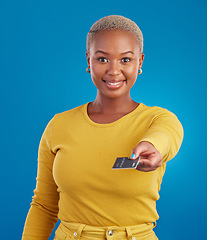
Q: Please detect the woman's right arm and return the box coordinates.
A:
[22,117,59,240]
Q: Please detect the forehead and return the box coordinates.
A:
[90,30,140,54]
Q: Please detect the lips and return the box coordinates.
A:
[102,79,126,89]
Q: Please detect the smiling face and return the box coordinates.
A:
[86,30,144,100]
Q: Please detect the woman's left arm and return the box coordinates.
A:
[131,110,184,172]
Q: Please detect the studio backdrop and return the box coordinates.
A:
[0,0,206,239]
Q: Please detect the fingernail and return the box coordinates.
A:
[131,153,136,159]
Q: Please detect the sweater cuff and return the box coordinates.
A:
[138,132,169,160]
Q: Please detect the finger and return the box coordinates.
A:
[137,158,162,172]
[131,142,155,159]
[130,146,148,159]
[130,153,137,159]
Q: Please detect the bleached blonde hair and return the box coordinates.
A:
[86,15,143,53]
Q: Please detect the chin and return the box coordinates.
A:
[101,90,130,100]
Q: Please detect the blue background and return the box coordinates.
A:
[1,0,206,239]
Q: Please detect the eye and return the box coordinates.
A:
[121,57,131,63]
[97,57,108,63]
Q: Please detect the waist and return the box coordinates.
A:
[55,221,158,240]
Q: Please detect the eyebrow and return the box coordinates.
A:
[121,51,134,55]
[95,50,109,55]
[95,50,134,55]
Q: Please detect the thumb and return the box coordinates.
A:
[130,141,152,159]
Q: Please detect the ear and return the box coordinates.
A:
[138,53,144,69]
[86,51,90,67]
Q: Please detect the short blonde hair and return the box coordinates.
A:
[86,15,143,53]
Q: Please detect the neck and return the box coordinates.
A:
[91,92,138,114]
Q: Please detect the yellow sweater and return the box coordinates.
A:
[22,103,183,239]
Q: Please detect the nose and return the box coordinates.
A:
[106,61,121,75]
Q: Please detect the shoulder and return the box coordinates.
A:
[138,103,176,119]
[53,103,87,122]
[139,103,183,133]
[136,103,183,130]
[44,103,87,133]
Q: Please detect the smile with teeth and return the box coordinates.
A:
[107,82,122,86]
[103,79,126,88]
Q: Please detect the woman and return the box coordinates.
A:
[22,15,183,240]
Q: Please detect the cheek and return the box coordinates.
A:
[90,65,104,88]
[125,64,139,79]
[91,66,102,77]
[91,59,101,74]
[91,62,106,81]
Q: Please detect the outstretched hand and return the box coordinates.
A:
[131,141,163,172]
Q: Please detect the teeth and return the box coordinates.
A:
[107,82,122,86]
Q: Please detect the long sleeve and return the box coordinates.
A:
[138,109,184,162]
[22,118,59,240]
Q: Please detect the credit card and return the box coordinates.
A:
[112,157,139,169]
